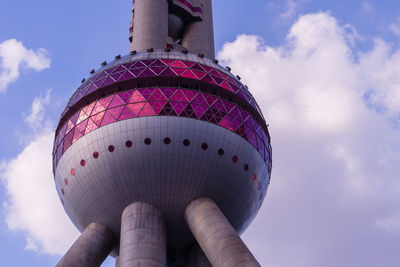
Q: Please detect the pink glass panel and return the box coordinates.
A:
[91,111,105,126]
[149,89,167,101]
[99,95,114,109]
[170,60,187,68]
[160,59,175,66]
[85,118,98,134]
[181,89,198,102]
[170,67,186,76]
[120,71,135,81]
[191,70,206,80]
[150,66,167,75]
[138,68,155,77]
[219,116,234,131]
[201,74,217,85]
[138,103,156,117]
[108,95,125,108]
[111,65,126,74]
[132,61,146,68]
[210,69,222,78]
[181,70,197,79]
[170,101,188,115]
[109,106,124,120]
[149,59,166,67]
[182,61,195,68]
[159,67,177,77]
[138,88,155,100]
[100,111,117,126]
[212,76,224,85]
[141,59,156,66]
[129,91,146,103]
[204,94,218,106]
[190,64,206,72]
[102,76,115,87]
[222,100,235,113]
[129,68,145,77]
[170,90,188,102]
[149,101,167,114]
[191,93,208,106]
[159,88,176,99]
[119,106,137,120]
[126,102,145,116]
[191,104,208,118]
[118,91,133,103]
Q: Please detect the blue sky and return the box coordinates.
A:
[1,0,400,266]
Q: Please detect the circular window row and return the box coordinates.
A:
[75,137,252,172]
[65,138,263,194]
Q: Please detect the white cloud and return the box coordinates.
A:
[219,12,400,267]
[24,90,51,131]
[0,39,50,92]
[390,17,400,36]
[280,0,305,19]
[0,95,79,255]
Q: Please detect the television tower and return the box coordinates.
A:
[54,0,272,266]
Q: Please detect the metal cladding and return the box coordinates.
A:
[129,0,215,58]
[54,0,272,265]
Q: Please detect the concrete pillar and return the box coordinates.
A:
[185,198,260,267]
[186,244,212,267]
[182,0,215,58]
[56,222,116,267]
[115,256,120,267]
[119,202,167,267]
[130,0,169,52]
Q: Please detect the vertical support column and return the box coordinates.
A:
[115,256,120,267]
[185,198,260,267]
[56,223,116,267]
[119,202,167,267]
[130,0,169,52]
[182,0,215,58]
[186,244,212,267]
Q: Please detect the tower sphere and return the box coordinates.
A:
[54,0,272,264]
[53,50,272,255]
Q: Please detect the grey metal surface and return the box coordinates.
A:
[55,116,269,255]
[130,0,168,53]
[185,198,260,267]
[182,0,215,59]
[56,222,116,267]
[119,202,167,267]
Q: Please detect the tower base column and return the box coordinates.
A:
[185,198,260,267]
[56,222,116,267]
[119,202,167,267]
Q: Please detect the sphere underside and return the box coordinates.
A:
[55,117,268,253]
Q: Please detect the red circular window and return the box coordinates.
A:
[252,173,257,180]
[232,156,238,163]
[201,143,208,150]
[125,141,133,148]
[144,138,152,145]
[164,137,171,144]
[80,160,86,167]
[108,145,115,152]
[218,148,224,156]
[244,164,249,171]
[183,139,190,146]
[71,168,75,176]
[61,188,65,195]
[93,151,99,159]
[64,178,69,185]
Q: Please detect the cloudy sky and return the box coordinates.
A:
[1,0,400,266]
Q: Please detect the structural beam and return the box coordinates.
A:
[119,202,167,267]
[56,222,116,267]
[185,198,261,267]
